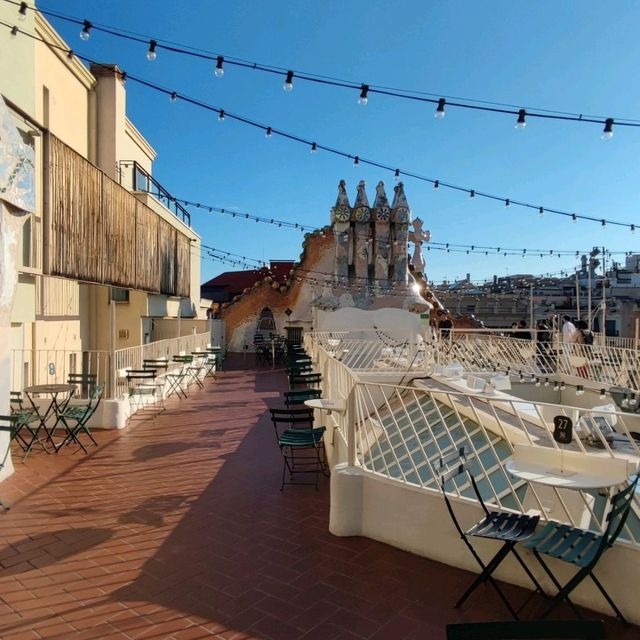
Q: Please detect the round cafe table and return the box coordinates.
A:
[23,384,76,457]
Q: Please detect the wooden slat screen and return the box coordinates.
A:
[47,135,191,296]
[102,178,136,288]
[158,218,177,296]
[176,233,191,298]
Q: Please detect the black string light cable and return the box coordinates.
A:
[7,0,640,132]
[3,20,639,232]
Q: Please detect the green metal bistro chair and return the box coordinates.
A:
[524,474,640,623]
[56,383,104,452]
[126,369,164,416]
[289,372,322,390]
[269,407,326,491]
[67,373,97,399]
[284,388,322,407]
[166,356,192,399]
[9,392,40,453]
[446,620,607,640]
[437,447,544,620]
[0,415,18,510]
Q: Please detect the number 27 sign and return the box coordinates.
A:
[553,415,573,445]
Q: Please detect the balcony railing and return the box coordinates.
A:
[10,332,211,401]
[307,331,640,550]
[117,160,190,226]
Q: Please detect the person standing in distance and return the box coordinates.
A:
[562,315,577,343]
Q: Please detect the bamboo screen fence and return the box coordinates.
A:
[47,135,190,297]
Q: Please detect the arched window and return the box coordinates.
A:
[257,308,276,333]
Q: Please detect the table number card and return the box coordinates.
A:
[553,415,573,445]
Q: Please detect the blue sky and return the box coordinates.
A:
[37,0,640,284]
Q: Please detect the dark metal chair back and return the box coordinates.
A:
[446,620,607,640]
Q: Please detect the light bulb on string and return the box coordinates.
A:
[516,109,526,129]
[215,55,224,77]
[572,213,577,223]
[631,225,636,234]
[18,2,27,21]
[353,156,360,167]
[469,190,475,198]
[80,19,92,41]
[435,98,446,119]
[358,84,369,105]
[394,169,400,181]
[147,40,158,61]
[218,109,225,122]
[602,118,614,140]
[170,92,177,103]
[505,199,510,207]
[310,142,317,154]
[539,207,544,217]
[433,180,439,190]
[10,25,18,38]
[284,70,294,92]
[265,127,273,139]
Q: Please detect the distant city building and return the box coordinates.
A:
[433,252,640,337]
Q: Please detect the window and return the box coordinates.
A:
[111,288,130,303]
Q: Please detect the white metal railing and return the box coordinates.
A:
[113,331,211,398]
[310,334,640,549]
[309,330,432,373]
[438,330,640,392]
[10,349,112,395]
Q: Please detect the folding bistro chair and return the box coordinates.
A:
[166,356,191,399]
[9,392,40,453]
[437,447,544,619]
[67,373,97,399]
[186,353,206,389]
[56,383,104,452]
[289,372,322,390]
[524,473,640,623]
[126,369,163,416]
[446,620,606,640]
[284,388,322,407]
[0,415,18,510]
[269,407,326,490]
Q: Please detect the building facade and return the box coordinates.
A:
[0,2,201,394]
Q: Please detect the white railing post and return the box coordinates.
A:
[347,385,357,467]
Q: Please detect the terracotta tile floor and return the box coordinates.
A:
[0,356,637,639]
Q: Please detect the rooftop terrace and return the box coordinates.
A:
[0,357,637,639]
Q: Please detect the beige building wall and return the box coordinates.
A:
[0,1,35,114]
[34,15,93,156]
[5,8,202,398]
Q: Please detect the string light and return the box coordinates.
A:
[146,39,157,61]
[469,190,475,198]
[435,98,446,119]
[10,24,17,36]
[602,118,614,140]
[358,84,369,105]
[4,19,639,233]
[218,109,225,122]
[265,126,273,138]
[505,199,510,208]
[433,180,439,190]
[170,91,177,102]
[310,142,317,154]
[394,169,400,181]
[79,19,92,41]
[284,70,294,92]
[516,109,526,130]
[11,0,640,137]
[353,155,360,166]
[17,0,26,20]
[215,55,224,77]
